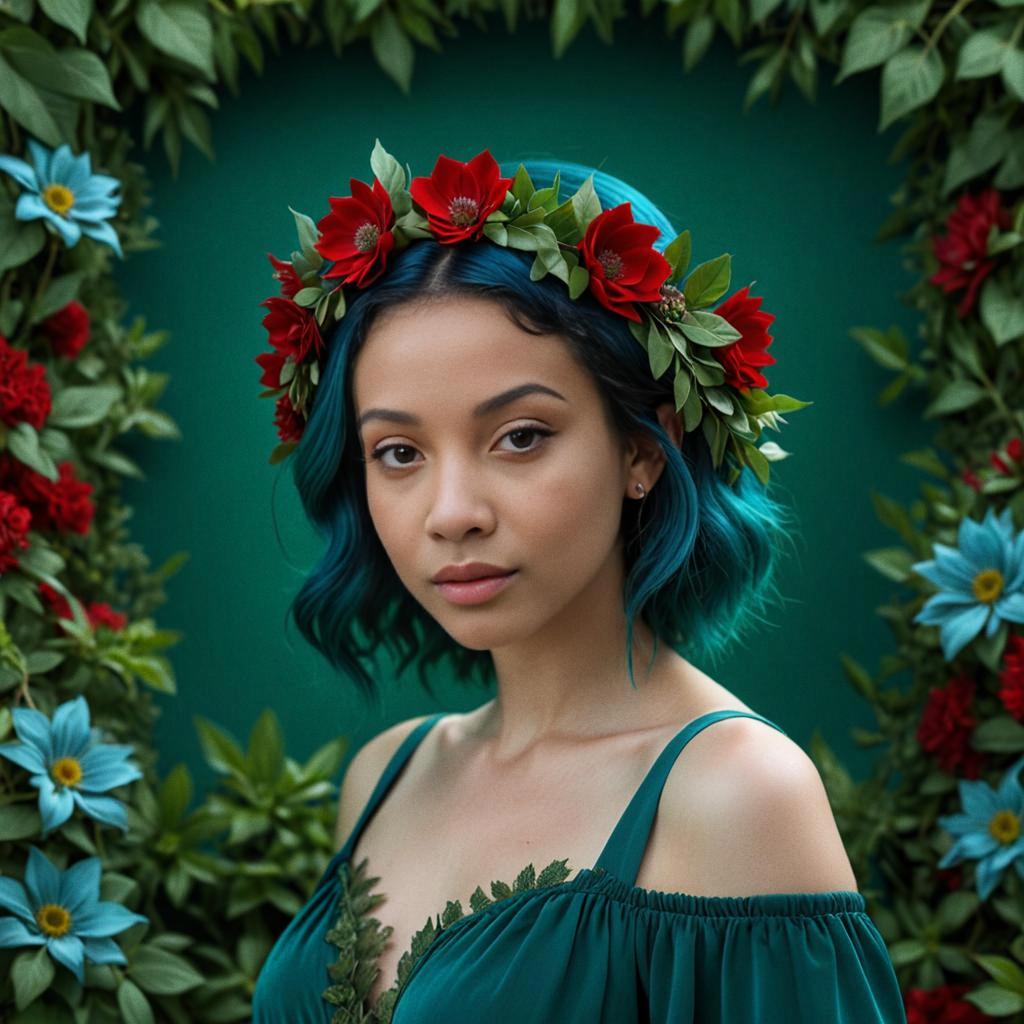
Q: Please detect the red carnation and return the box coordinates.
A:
[904,982,988,1023]
[929,187,1012,319]
[274,392,305,443]
[41,300,90,359]
[577,203,673,324]
[317,177,396,288]
[998,634,1024,720]
[259,296,324,365]
[711,285,777,392]
[0,489,32,574]
[409,150,514,245]
[0,334,52,430]
[267,253,304,299]
[916,673,986,779]
[14,460,94,536]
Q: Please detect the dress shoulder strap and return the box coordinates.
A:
[592,709,788,886]
[337,711,448,861]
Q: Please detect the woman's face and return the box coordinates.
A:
[351,293,643,651]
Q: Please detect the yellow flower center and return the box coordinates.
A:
[990,809,1020,844]
[35,903,72,937]
[50,756,83,787]
[448,195,479,227]
[973,568,1003,603]
[42,183,75,216]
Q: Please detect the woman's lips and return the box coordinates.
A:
[434,571,518,606]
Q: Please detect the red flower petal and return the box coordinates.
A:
[316,177,396,288]
[711,285,777,392]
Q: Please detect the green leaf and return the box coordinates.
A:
[136,0,215,82]
[0,51,64,147]
[12,946,54,1011]
[923,378,987,416]
[48,386,121,429]
[684,14,715,71]
[0,804,42,841]
[370,138,407,194]
[663,229,691,282]
[34,270,85,322]
[682,254,731,308]
[569,175,601,233]
[863,546,916,581]
[966,984,1024,1015]
[15,46,119,109]
[370,9,414,93]
[127,946,204,996]
[193,716,247,775]
[0,185,45,273]
[836,0,931,81]
[7,422,58,480]
[117,978,155,1024]
[552,0,585,57]
[288,206,319,252]
[971,715,1024,752]
[849,324,909,369]
[956,24,1016,79]
[943,109,1012,194]
[879,45,945,131]
[247,709,285,784]
[158,763,193,825]
[980,271,1024,346]
[39,0,93,44]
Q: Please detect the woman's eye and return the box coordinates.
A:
[368,427,554,471]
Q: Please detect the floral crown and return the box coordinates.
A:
[256,140,810,486]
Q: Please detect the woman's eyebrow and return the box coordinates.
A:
[356,382,567,430]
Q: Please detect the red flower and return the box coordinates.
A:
[316,177,396,288]
[917,674,986,779]
[267,253,303,300]
[87,602,127,631]
[11,459,94,536]
[41,300,90,359]
[274,392,305,443]
[37,581,126,631]
[999,634,1024,720]
[904,982,988,1023]
[929,187,1012,319]
[961,466,982,492]
[576,203,672,323]
[0,489,32,574]
[409,150,514,245]
[0,334,52,430]
[711,285,777,392]
[1008,437,1024,461]
[255,348,288,390]
[259,296,324,365]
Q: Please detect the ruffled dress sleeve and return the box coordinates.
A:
[639,889,907,1023]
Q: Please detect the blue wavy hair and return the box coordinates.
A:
[283,155,799,711]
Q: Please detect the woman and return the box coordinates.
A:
[252,144,906,1022]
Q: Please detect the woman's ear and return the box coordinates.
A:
[655,402,685,449]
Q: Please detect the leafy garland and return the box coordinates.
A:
[322,855,575,1022]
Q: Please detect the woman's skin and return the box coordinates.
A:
[353,292,696,761]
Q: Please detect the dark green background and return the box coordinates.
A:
[111,11,929,803]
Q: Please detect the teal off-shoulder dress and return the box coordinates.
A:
[252,709,908,1022]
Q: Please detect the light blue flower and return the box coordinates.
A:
[0,695,142,836]
[0,846,147,984]
[911,506,1024,661]
[937,754,1024,900]
[0,138,123,257]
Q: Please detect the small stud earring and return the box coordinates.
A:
[634,483,645,498]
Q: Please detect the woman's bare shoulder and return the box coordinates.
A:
[332,714,436,849]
